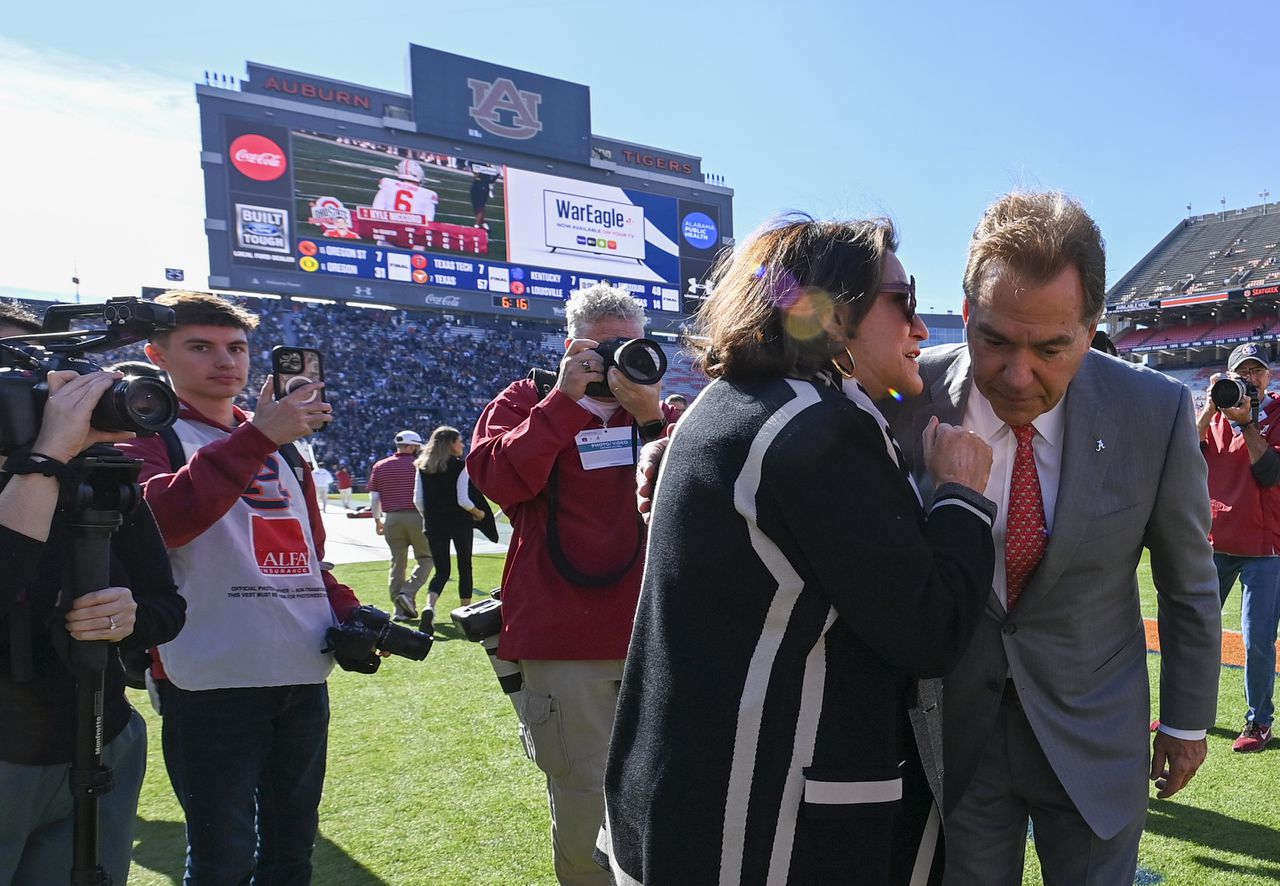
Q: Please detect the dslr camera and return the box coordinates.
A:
[323,605,433,673]
[584,337,668,398]
[1211,375,1261,416]
[0,298,180,453]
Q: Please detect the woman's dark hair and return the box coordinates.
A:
[688,214,898,380]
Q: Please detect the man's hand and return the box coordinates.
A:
[1150,732,1207,799]
[636,438,670,524]
[31,370,135,461]
[65,586,136,642]
[556,338,604,401]
[373,517,385,536]
[608,369,663,424]
[251,376,332,445]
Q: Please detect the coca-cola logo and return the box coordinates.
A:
[229,134,287,182]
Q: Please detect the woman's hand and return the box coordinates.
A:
[923,416,992,493]
[30,370,135,461]
[65,586,137,642]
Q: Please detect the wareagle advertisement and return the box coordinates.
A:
[505,167,679,285]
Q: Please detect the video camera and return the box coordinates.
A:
[0,298,180,453]
[323,605,433,673]
[584,337,668,398]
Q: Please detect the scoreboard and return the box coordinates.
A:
[199,51,732,324]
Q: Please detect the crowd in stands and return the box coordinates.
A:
[7,295,705,483]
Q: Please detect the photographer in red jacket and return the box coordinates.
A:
[468,284,672,886]
[1199,341,1280,753]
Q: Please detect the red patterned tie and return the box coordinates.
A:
[1005,424,1046,609]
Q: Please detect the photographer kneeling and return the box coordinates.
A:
[0,305,185,885]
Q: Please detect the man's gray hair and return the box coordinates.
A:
[565,283,647,338]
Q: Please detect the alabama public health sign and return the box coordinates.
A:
[229,134,288,182]
[682,212,717,250]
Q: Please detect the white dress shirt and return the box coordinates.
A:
[962,388,1065,613]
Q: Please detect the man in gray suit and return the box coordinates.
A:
[885,191,1222,884]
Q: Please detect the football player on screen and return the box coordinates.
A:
[372,158,439,222]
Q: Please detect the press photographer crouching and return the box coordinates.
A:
[0,301,185,885]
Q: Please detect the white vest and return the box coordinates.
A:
[157,418,336,690]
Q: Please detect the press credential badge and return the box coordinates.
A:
[576,427,634,470]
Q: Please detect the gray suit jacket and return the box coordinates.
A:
[884,345,1222,840]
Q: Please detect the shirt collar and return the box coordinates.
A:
[967,385,1067,448]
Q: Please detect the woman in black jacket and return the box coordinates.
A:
[0,318,185,886]
[413,426,489,634]
[602,217,996,885]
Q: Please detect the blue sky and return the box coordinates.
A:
[2,0,1277,317]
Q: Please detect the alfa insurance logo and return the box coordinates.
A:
[229,134,288,182]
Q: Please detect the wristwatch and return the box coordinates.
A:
[637,419,666,444]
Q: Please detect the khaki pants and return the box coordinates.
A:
[382,510,432,610]
[518,659,624,886]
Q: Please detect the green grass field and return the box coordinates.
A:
[124,553,1280,885]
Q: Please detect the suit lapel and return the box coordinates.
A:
[1023,355,1117,602]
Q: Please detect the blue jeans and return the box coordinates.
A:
[0,709,146,886]
[1214,552,1280,726]
[160,682,330,886]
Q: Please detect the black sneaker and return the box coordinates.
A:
[420,609,434,636]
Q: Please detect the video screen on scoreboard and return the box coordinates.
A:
[220,118,694,312]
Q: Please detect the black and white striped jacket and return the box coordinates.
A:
[602,374,995,885]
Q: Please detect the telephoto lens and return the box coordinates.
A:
[1210,377,1253,411]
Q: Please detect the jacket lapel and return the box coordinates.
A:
[1022,355,1116,603]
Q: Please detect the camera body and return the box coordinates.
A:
[0,298,179,453]
[1211,376,1261,415]
[451,592,523,697]
[584,336,668,398]
[323,605,432,673]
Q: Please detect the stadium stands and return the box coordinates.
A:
[4,295,708,481]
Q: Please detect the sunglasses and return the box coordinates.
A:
[878,275,917,323]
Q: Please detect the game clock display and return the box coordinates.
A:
[492,295,531,311]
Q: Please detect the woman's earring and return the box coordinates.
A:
[831,347,857,379]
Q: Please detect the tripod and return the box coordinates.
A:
[57,445,143,886]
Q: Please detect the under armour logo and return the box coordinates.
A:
[467,77,543,140]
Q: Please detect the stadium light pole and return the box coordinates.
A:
[1221,197,1227,220]
[1261,190,1270,215]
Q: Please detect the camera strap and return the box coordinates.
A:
[1,447,73,479]
[525,368,647,587]
[545,463,645,588]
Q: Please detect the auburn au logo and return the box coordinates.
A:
[467,77,543,140]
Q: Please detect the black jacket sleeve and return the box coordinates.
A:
[110,502,185,650]
[766,403,996,678]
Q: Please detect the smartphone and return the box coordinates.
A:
[271,346,325,404]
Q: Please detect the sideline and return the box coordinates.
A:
[316,504,512,565]
[1144,617,1279,671]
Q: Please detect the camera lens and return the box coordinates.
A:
[1211,377,1248,410]
[93,376,180,433]
[377,621,433,660]
[615,338,668,386]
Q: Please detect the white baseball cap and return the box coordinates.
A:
[394,430,423,446]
